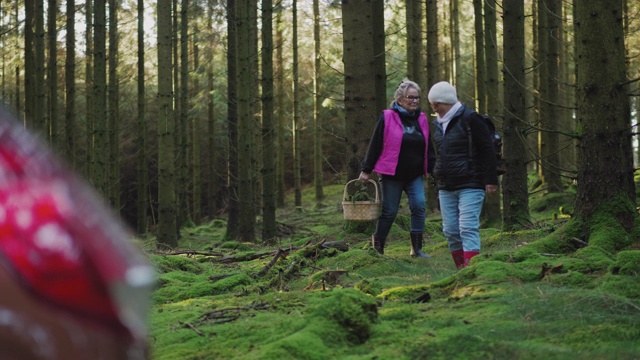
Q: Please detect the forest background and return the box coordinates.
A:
[2,0,640,246]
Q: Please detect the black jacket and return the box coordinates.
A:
[432,105,498,190]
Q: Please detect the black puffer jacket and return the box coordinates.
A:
[432,105,498,190]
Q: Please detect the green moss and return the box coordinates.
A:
[147,182,640,359]
[512,246,542,262]
[586,197,638,251]
[547,271,593,287]
[257,328,332,360]
[310,288,378,344]
[219,241,253,251]
[354,278,383,296]
[570,246,614,273]
[153,272,253,304]
[610,250,640,276]
[409,334,520,360]
[530,191,576,215]
[485,250,514,263]
[599,274,640,299]
[378,284,432,301]
[152,255,206,274]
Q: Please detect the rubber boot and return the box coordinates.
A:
[372,234,385,255]
[410,232,431,258]
[463,250,480,267]
[451,250,465,269]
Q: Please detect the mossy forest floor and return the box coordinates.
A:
[145,181,640,360]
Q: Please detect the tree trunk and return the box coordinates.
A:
[85,0,94,180]
[157,0,178,248]
[372,1,386,114]
[502,0,531,230]
[47,0,58,149]
[192,28,202,223]
[538,0,562,192]
[275,5,286,208]
[292,0,302,209]
[108,0,121,210]
[136,0,148,235]
[342,0,379,181]
[65,0,77,169]
[94,0,108,196]
[237,0,257,241]
[426,0,439,84]
[178,0,191,227]
[574,1,635,230]
[35,1,45,136]
[473,0,485,114]
[206,1,217,219]
[483,0,502,227]
[225,0,240,240]
[262,0,277,242]
[406,0,422,81]
[451,0,461,87]
[313,0,324,207]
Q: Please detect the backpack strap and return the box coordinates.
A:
[463,110,474,161]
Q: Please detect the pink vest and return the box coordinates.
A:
[373,110,430,176]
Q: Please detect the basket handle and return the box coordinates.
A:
[343,179,380,203]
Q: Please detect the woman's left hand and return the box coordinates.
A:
[486,184,498,195]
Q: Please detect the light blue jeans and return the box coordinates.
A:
[374,176,426,240]
[438,188,485,252]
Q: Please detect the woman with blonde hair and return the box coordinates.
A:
[359,79,435,257]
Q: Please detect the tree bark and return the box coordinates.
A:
[65,0,77,169]
[483,0,502,227]
[502,0,531,230]
[157,0,178,248]
[574,1,635,229]
[237,0,257,241]
[275,5,286,208]
[225,0,240,240]
[108,0,121,210]
[136,0,148,235]
[538,0,563,192]
[47,0,58,149]
[94,0,108,196]
[262,0,277,242]
[342,0,378,181]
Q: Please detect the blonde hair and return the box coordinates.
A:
[390,79,421,108]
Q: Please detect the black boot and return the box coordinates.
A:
[372,234,385,255]
[410,232,431,258]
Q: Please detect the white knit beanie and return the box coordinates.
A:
[428,81,458,104]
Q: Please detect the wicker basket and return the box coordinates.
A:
[342,179,381,221]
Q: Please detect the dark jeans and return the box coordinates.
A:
[374,175,426,241]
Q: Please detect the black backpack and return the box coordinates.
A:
[465,113,507,176]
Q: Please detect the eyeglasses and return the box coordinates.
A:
[430,102,440,108]
[404,95,420,101]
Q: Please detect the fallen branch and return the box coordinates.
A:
[253,249,283,278]
[149,249,225,257]
[180,322,204,337]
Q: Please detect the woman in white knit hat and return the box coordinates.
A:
[428,81,498,269]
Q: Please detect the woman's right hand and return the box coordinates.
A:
[358,171,370,182]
